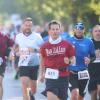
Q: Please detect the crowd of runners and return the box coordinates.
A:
[0,16,100,100]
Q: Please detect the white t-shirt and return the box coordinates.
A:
[15,32,44,67]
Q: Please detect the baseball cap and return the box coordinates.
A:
[74,22,85,30]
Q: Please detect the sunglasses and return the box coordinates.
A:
[75,26,85,30]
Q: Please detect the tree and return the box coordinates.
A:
[0,0,100,28]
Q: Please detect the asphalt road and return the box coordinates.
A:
[3,67,91,100]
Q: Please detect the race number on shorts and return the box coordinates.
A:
[45,68,59,79]
[78,70,90,80]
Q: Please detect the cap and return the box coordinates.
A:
[74,22,85,30]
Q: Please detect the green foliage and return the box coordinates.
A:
[90,0,100,22]
[0,0,100,26]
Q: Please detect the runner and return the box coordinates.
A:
[88,25,100,100]
[12,17,44,100]
[39,20,76,100]
[68,22,95,100]
[0,32,14,100]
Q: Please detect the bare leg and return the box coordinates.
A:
[0,76,3,100]
[89,90,97,100]
[29,80,37,100]
[29,80,37,94]
[78,95,83,100]
[70,88,79,100]
[97,85,100,100]
[20,76,30,100]
[47,91,60,100]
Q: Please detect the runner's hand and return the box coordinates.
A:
[64,57,69,64]
[38,74,45,83]
[84,57,90,65]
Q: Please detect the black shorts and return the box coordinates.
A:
[42,77,68,100]
[0,63,6,77]
[88,63,100,92]
[19,66,39,80]
[69,72,89,97]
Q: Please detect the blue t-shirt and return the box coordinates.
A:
[67,36,95,71]
[43,32,70,42]
[60,32,70,40]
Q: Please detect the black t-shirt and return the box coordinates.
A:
[88,39,100,73]
[89,39,100,67]
[92,39,100,50]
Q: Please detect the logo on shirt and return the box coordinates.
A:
[45,46,66,56]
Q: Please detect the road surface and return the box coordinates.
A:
[3,67,91,100]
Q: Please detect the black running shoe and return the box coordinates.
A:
[29,91,35,100]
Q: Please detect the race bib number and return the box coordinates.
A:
[45,68,59,79]
[0,57,3,66]
[78,70,90,80]
[20,48,30,55]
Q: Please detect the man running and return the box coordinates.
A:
[68,22,95,100]
[0,32,14,100]
[39,20,76,100]
[13,17,44,100]
[88,25,100,100]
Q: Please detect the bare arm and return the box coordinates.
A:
[9,44,19,60]
[39,54,45,82]
[69,56,76,65]
[64,56,76,65]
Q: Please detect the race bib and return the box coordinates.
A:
[0,57,3,66]
[78,70,90,80]
[45,68,59,79]
[20,48,30,55]
[18,55,31,66]
[93,59,100,63]
[18,48,31,66]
